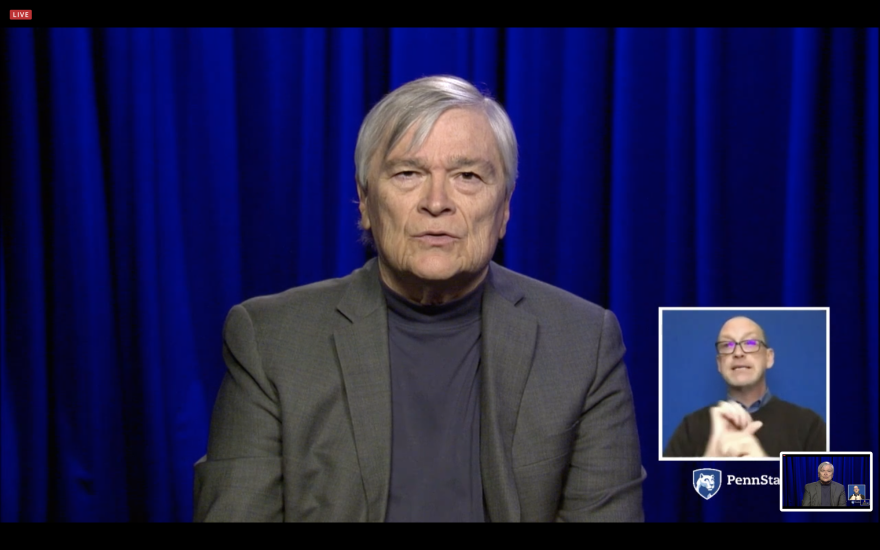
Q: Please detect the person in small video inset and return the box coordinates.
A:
[802,462,845,507]
[849,485,865,501]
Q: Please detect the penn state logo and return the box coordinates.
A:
[693,469,722,500]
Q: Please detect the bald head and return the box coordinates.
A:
[718,316,767,344]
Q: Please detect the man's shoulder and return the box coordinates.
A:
[234,260,377,324]
[488,262,607,320]
[805,481,843,498]
[680,404,714,423]
[663,404,715,457]
[761,397,824,420]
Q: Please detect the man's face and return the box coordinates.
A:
[358,108,510,290]
[819,465,833,483]
[716,317,774,390]
[853,486,859,493]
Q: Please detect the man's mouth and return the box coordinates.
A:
[414,232,457,246]
[732,365,751,371]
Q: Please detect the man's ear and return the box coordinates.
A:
[356,180,371,231]
[766,348,774,370]
[498,193,512,239]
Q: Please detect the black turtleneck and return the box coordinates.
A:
[382,280,485,522]
[820,479,832,506]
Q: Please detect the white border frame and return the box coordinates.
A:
[658,307,831,462]
[778,452,873,512]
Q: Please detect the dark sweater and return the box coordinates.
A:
[664,397,826,457]
[383,281,484,522]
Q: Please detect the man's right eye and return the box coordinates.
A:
[716,341,735,354]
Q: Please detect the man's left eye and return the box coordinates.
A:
[460,172,480,181]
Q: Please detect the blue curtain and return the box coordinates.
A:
[2,27,877,522]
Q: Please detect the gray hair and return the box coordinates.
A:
[354,75,518,196]
[818,462,834,473]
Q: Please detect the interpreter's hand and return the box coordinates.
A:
[715,423,767,457]
[704,401,767,457]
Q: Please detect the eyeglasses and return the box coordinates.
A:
[715,339,766,355]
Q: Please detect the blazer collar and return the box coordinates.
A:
[335,258,385,321]
[333,259,537,522]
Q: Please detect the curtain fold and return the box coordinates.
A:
[863,30,878,486]
[3,26,49,522]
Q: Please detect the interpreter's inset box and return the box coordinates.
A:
[780,452,873,512]
[659,308,829,461]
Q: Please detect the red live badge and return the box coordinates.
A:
[10,10,32,20]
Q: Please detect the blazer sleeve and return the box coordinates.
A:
[556,309,646,522]
[834,485,846,506]
[193,304,283,522]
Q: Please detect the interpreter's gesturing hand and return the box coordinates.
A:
[704,401,767,457]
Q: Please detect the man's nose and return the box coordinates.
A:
[419,175,455,216]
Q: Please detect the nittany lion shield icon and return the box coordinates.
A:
[693,469,722,500]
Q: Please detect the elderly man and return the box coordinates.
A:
[193,75,645,521]
[664,316,826,457]
[802,462,845,506]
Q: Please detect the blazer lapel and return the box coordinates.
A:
[480,263,538,522]
[334,259,392,522]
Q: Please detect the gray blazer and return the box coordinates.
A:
[802,480,846,506]
[194,259,645,521]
